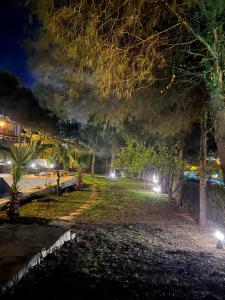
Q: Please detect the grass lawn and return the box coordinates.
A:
[0,174,166,222]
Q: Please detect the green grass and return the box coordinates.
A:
[0,174,167,222]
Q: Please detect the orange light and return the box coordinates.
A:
[0,121,5,127]
[216,159,220,165]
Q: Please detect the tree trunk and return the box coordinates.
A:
[214,102,225,182]
[176,146,184,206]
[199,111,207,227]
[168,171,174,201]
[211,67,225,182]
[6,193,20,222]
[91,153,95,176]
[56,169,61,195]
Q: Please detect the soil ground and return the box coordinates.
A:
[1,175,225,299]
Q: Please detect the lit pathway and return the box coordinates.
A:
[59,189,97,221]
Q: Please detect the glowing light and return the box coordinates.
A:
[152,174,158,184]
[153,185,161,193]
[110,171,116,178]
[0,121,5,127]
[31,163,36,169]
[216,159,220,165]
[50,163,55,169]
[212,173,219,179]
[215,230,224,241]
[6,160,12,165]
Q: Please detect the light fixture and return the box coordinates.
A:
[50,163,55,169]
[6,160,12,165]
[0,121,5,127]
[153,185,161,193]
[31,163,36,169]
[214,230,224,249]
[152,174,158,183]
[110,171,116,178]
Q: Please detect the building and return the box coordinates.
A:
[0,115,22,145]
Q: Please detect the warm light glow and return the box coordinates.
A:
[215,230,224,241]
[0,121,5,127]
[216,159,220,165]
[153,185,161,193]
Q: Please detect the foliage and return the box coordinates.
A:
[68,147,91,172]
[116,138,184,177]
[0,71,58,133]
[29,0,172,98]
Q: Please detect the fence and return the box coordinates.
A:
[181,180,225,225]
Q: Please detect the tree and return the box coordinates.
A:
[29,0,174,98]
[165,0,225,182]
[0,71,58,133]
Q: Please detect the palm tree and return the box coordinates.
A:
[0,141,42,221]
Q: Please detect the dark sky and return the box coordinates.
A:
[0,0,37,88]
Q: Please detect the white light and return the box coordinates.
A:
[153,174,158,183]
[50,163,54,169]
[110,171,116,178]
[215,230,224,241]
[31,163,36,169]
[6,160,12,165]
[153,185,161,193]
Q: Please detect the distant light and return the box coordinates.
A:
[0,121,5,127]
[153,185,161,193]
[31,163,36,169]
[216,159,220,165]
[212,173,219,179]
[50,163,55,169]
[110,171,116,178]
[6,160,12,165]
[215,230,224,241]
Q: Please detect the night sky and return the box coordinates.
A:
[0,0,37,88]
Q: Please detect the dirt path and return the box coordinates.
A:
[72,198,224,255]
[59,189,97,221]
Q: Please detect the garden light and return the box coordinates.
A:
[31,163,36,169]
[110,171,116,178]
[153,185,161,193]
[214,230,224,249]
[153,174,158,183]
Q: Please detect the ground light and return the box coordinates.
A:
[214,230,224,249]
[153,185,161,193]
[152,174,158,183]
[110,171,116,178]
[31,163,36,169]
